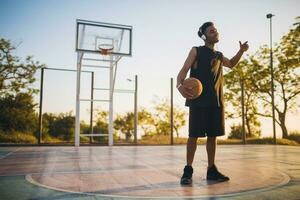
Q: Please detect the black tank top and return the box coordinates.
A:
[185,46,224,107]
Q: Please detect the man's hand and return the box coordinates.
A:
[178,84,194,99]
[239,41,249,52]
[223,41,249,69]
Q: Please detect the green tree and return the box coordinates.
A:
[227,122,261,139]
[92,109,111,143]
[93,110,109,135]
[42,112,75,141]
[152,97,187,137]
[224,59,261,138]
[114,112,134,141]
[0,38,43,142]
[247,19,300,138]
[138,108,155,136]
[0,38,43,96]
[0,93,38,133]
[228,124,243,139]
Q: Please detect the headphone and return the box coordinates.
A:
[198,27,206,40]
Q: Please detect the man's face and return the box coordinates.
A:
[205,25,219,43]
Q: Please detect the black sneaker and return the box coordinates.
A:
[180,165,193,185]
[206,164,230,182]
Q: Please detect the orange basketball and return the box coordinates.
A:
[183,77,203,99]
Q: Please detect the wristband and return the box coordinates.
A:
[176,83,182,89]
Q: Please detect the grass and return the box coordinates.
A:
[286,130,300,143]
[0,131,107,145]
[138,135,299,146]
[42,134,66,143]
[0,131,37,144]
[0,132,299,146]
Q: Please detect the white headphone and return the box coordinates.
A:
[198,27,206,40]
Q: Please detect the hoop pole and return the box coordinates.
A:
[75,52,83,147]
[108,54,114,146]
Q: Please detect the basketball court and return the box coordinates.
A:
[0,145,299,199]
[1,11,300,200]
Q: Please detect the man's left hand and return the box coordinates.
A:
[239,41,249,52]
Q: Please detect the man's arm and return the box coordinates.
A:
[177,47,197,87]
[223,41,249,69]
[176,47,197,99]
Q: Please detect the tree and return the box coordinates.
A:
[224,59,261,138]
[0,93,38,133]
[93,110,109,135]
[91,109,112,143]
[152,97,187,137]
[0,38,43,96]
[0,38,43,141]
[138,108,156,136]
[247,19,300,138]
[228,124,243,139]
[114,112,134,141]
[42,112,75,141]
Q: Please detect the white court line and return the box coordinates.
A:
[0,147,21,160]
[25,169,290,199]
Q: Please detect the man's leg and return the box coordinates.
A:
[206,136,230,181]
[180,136,198,185]
[206,136,216,167]
[186,136,198,166]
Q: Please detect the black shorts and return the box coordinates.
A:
[189,106,225,138]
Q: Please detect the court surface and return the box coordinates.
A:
[0,145,299,200]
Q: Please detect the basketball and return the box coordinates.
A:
[183,77,203,99]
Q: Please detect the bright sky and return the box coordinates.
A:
[0,0,299,139]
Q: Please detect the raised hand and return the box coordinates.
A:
[239,41,249,52]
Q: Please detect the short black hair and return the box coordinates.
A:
[198,22,214,37]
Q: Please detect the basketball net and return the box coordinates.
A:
[98,44,114,60]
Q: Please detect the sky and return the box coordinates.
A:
[0,0,299,139]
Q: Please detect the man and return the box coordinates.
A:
[177,22,249,185]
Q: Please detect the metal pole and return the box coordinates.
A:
[134,75,138,144]
[38,67,44,145]
[75,52,83,147]
[75,22,85,147]
[108,55,114,146]
[266,13,276,144]
[240,78,246,144]
[170,78,174,145]
[89,72,94,144]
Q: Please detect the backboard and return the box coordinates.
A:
[76,19,132,56]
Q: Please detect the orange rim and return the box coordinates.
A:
[98,44,114,55]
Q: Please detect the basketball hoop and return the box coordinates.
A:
[98,44,114,55]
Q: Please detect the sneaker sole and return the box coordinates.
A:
[180,180,193,185]
[206,178,229,182]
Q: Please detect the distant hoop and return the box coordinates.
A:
[98,44,114,55]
